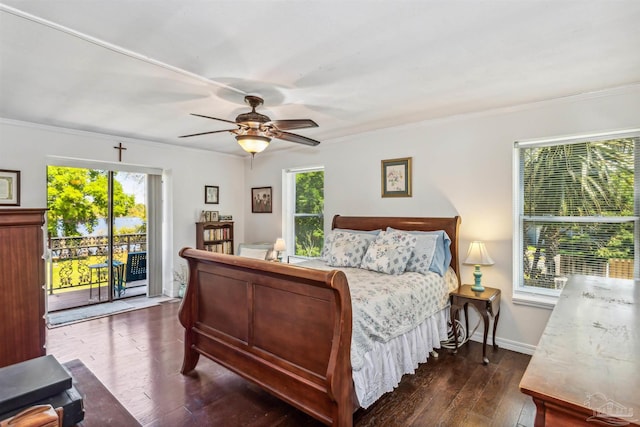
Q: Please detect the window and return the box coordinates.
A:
[513,130,639,305]
[283,167,324,259]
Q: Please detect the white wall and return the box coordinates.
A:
[0,120,246,296]
[2,84,637,349]
[243,85,640,353]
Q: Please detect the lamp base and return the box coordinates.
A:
[471,265,485,292]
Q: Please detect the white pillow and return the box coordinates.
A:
[361,230,417,275]
[238,247,269,260]
[327,231,370,268]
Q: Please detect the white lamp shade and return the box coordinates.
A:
[464,241,494,266]
[274,238,286,252]
[236,135,270,154]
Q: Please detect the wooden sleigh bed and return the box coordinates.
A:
[178,215,461,426]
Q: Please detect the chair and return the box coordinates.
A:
[125,252,147,283]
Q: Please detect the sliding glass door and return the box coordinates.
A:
[46,166,148,311]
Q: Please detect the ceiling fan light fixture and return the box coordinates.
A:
[236,135,271,155]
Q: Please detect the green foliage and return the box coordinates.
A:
[523,138,635,285]
[47,166,136,237]
[296,171,324,214]
[294,171,324,256]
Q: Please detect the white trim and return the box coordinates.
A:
[511,291,557,309]
[1,117,242,158]
[47,155,163,176]
[516,128,640,148]
[524,216,639,223]
[512,130,639,300]
[468,331,538,356]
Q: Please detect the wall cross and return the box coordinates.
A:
[114,142,127,162]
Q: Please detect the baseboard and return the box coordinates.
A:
[468,332,537,356]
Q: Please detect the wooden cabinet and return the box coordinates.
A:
[0,209,47,368]
[195,221,234,254]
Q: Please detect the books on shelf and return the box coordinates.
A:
[203,227,231,241]
[196,221,234,255]
[203,241,233,254]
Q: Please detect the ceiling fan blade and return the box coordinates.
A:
[267,119,318,130]
[275,131,321,146]
[190,113,237,125]
[178,129,236,138]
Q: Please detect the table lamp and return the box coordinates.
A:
[274,238,286,262]
[464,241,494,292]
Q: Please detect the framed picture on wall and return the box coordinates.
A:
[205,185,219,204]
[0,169,20,206]
[251,187,272,213]
[381,157,412,197]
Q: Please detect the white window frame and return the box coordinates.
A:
[282,165,324,261]
[512,129,640,308]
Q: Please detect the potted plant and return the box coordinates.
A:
[173,264,188,298]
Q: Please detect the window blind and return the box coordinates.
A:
[516,135,638,292]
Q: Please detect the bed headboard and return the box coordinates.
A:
[331,214,462,285]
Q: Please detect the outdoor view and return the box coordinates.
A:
[293,170,324,257]
[522,137,636,289]
[47,166,147,310]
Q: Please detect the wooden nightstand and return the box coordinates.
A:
[450,284,501,365]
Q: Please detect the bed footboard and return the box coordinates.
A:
[178,248,355,426]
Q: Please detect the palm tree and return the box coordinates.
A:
[522,138,635,287]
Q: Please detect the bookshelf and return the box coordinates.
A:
[196,221,234,254]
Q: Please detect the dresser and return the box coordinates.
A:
[0,209,47,368]
[519,275,639,426]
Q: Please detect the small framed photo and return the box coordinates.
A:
[251,187,272,213]
[205,185,219,204]
[0,169,20,206]
[209,211,219,222]
[381,157,412,198]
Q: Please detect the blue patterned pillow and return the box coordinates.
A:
[321,229,380,261]
[361,230,417,275]
[327,231,371,268]
[387,228,452,276]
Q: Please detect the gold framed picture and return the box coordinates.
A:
[0,169,20,206]
[381,157,412,197]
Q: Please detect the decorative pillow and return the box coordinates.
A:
[321,229,380,261]
[327,231,371,268]
[238,247,268,260]
[387,227,452,276]
[361,230,417,275]
[405,233,439,275]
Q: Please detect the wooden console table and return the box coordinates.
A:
[519,275,639,426]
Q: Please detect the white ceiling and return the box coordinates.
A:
[1,1,639,157]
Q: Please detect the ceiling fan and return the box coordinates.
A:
[179,95,320,156]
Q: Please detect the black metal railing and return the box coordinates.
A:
[48,233,147,294]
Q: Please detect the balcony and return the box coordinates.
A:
[47,233,147,312]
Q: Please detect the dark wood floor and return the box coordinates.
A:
[46,301,536,427]
[48,281,147,312]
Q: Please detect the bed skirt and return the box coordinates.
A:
[353,306,450,408]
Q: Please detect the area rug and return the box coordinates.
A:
[63,359,141,426]
[47,296,177,327]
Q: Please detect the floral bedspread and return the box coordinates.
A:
[298,259,452,371]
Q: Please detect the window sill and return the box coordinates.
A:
[512,290,558,309]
